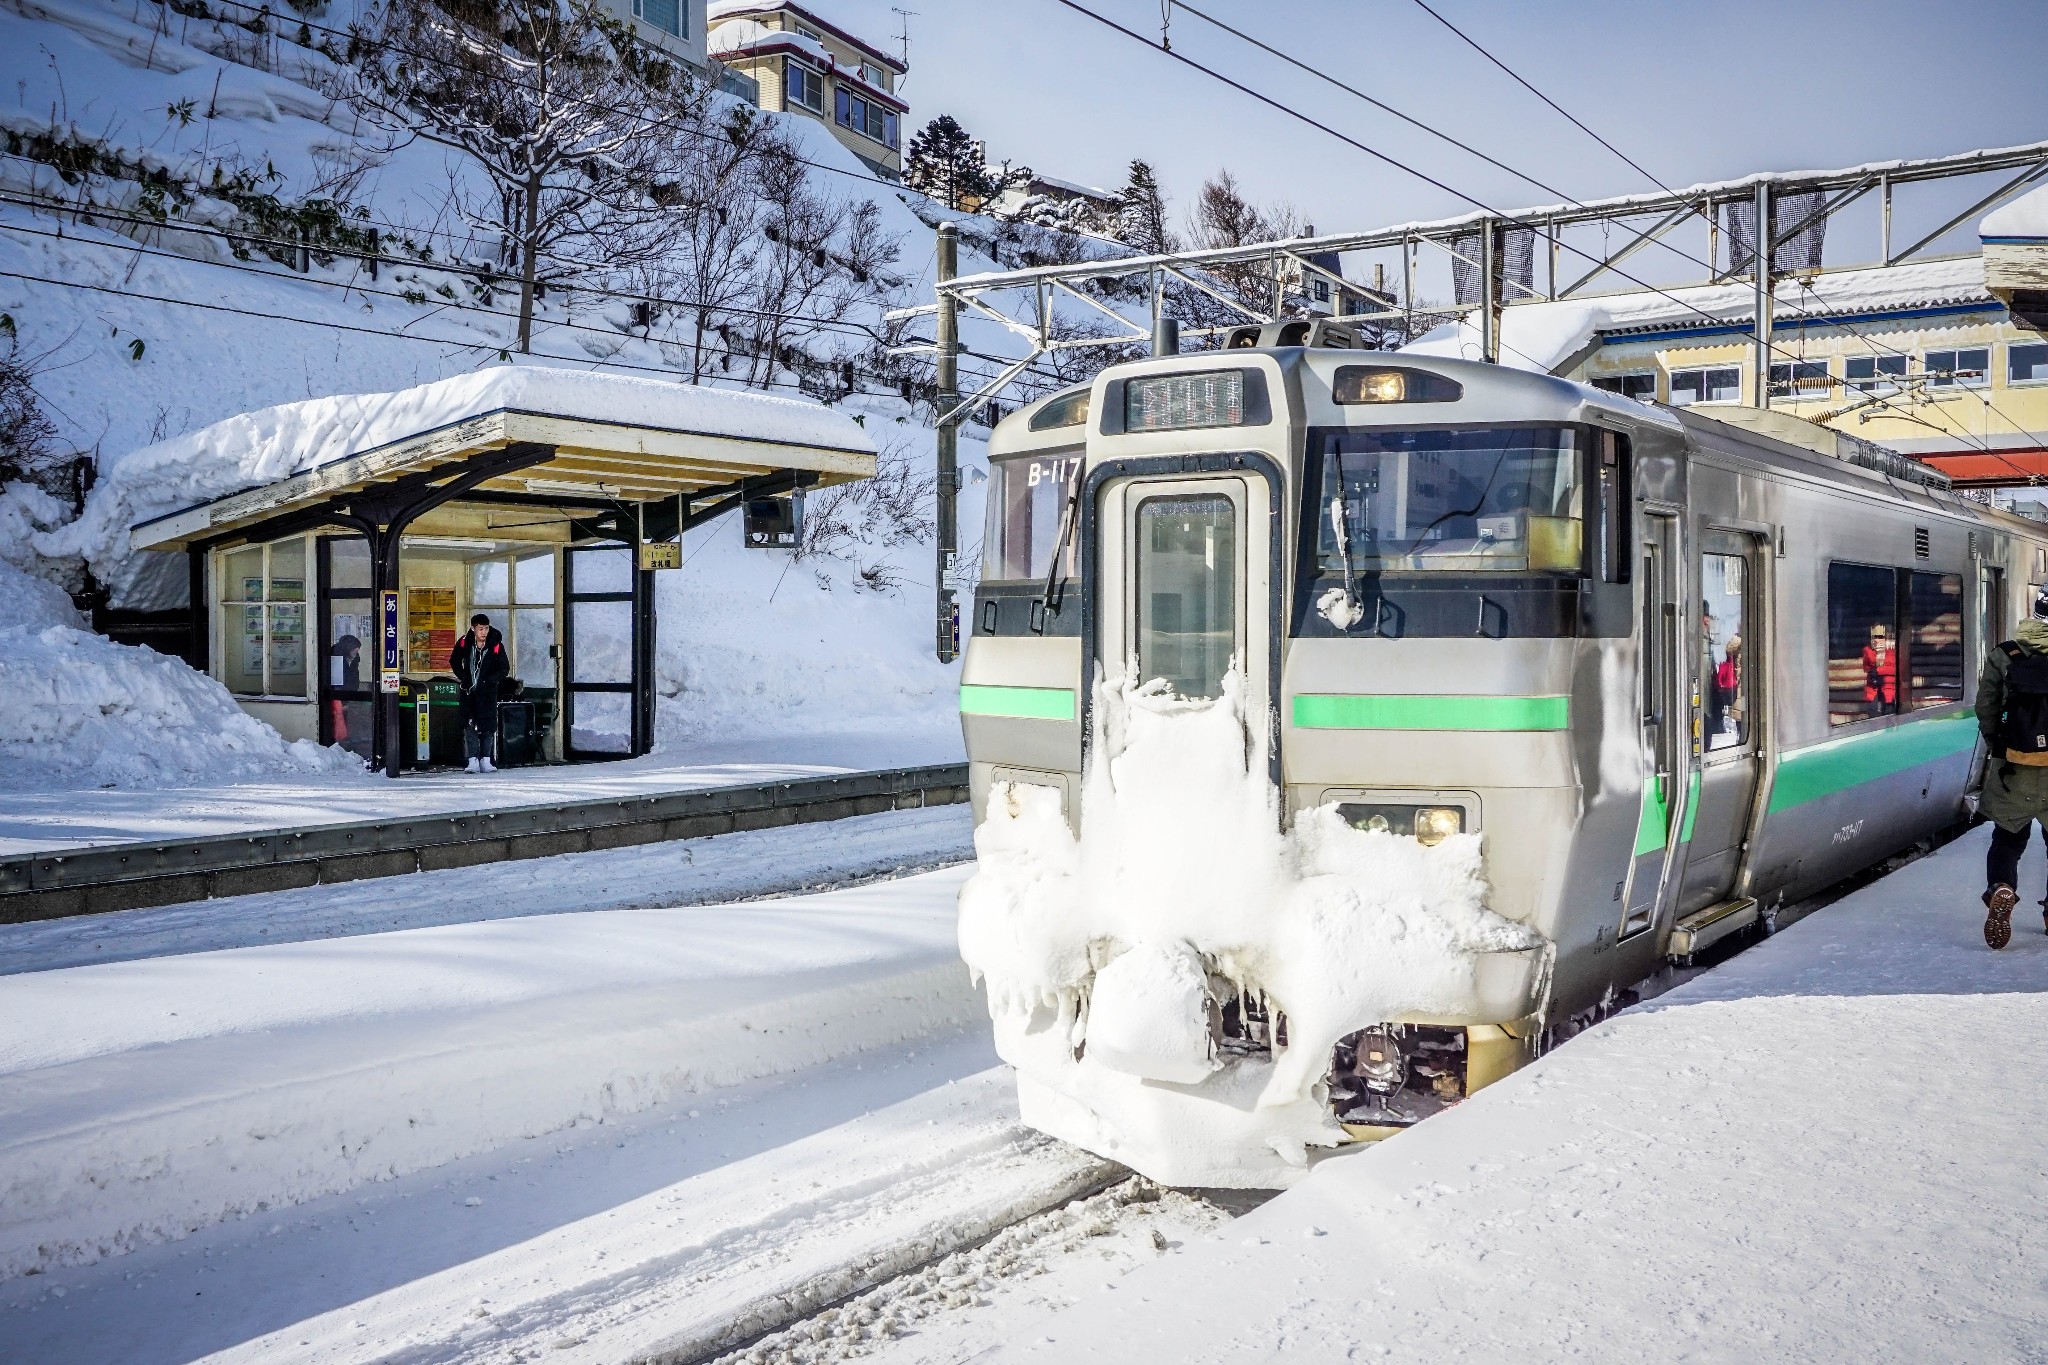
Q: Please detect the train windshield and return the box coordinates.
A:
[1309,425,1582,574]
[983,451,1083,582]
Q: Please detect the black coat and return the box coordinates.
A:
[449,627,509,697]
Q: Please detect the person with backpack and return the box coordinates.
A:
[448,613,509,774]
[1976,590,2048,947]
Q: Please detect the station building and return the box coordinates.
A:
[127,369,874,778]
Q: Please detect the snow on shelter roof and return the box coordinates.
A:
[128,366,876,553]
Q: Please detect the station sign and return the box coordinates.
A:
[380,590,401,692]
[638,542,681,571]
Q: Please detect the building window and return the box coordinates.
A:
[1669,366,1740,405]
[1590,372,1656,401]
[221,537,308,699]
[1767,360,1830,400]
[860,61,888,89]
[834,86,899,149]
[1925,347,1989,388]
[2010,342,2048,385]
[468,553,559,688]
[1845,354,1907,394]
[786,59,824,112]
[631,0,682,37]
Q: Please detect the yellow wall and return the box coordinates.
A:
[710,9,904,176]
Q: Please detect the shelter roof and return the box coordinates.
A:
[129,367,874,552]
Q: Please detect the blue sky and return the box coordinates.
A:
[881,0,2048,273]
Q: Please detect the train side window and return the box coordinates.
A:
[1907,571,1964,710]
[1702,553,1746,749]
[1827,562,1902,727]
[1596,430,1632,584]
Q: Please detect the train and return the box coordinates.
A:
[955,327,2048,1188]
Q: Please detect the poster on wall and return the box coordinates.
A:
[407,587,458,672]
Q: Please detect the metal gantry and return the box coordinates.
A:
[894,139,2048,659]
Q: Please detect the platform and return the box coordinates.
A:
[989,822,2048,1361]
[0,731,964,922]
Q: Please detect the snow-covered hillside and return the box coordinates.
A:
[0,0,1098,781]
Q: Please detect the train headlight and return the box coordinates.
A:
[1352,1028,1406,1094]
[1355,369,1407,403]
[1413,807,1464,846]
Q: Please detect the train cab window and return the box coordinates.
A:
[1827,562,1901,727]
[1309,426,1581,575]
[1907,571,1964,709]
[1702,553,1747,750]
[983,453,1082,583]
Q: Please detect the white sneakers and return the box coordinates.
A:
[463,757,499,774]
[465,758,481,774]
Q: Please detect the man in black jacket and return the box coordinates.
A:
[449,614,509,773]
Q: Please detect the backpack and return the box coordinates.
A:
[1999,640,2048,766]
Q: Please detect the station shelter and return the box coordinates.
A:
[129,386,874,777]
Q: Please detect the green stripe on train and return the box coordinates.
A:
[1292,694,1570,731]
[1767,709,1978,812]
[960,683,1077,721]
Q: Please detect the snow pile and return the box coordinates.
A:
[1983,181,2048,238]
[957,671,1546,1187]
[35,364,875,611]
[0,558,357,791]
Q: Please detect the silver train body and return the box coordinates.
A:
[960,347,2044,1185]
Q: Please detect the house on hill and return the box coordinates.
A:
[708,0,908,180]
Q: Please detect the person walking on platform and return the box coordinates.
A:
[449,613,508,774]
[1976,590,2048,947]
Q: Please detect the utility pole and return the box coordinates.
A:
[934,222,960,663]
[1753,180,1773,409]
[1479,216,1499,364]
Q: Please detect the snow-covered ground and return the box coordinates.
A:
[0,725,963,855]
[982,822,2048,1363]
[0,856,980,1281]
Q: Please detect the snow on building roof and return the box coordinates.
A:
[1400,256,1995,374]
[1983,181,2048,240]
[707,0,906,70]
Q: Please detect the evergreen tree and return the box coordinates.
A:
[1117,159,1174,254]
[904,115,998,211]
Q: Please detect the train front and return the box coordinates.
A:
[959,351,1641,1188]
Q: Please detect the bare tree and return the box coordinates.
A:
[1181,169,1305,328]
[344,0,689,352]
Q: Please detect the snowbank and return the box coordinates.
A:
[957,672,1546,1187]
[0,558,357,792]
[987,825,2048,1363]
[0,866,979,1278]
[37,365,876,611]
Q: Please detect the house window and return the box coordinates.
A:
[1925,347,1989,388]
[786,59,824,112]
[1591,372,1656,401]
[1767,360,1830,400]
[1312,279,1331,304]
[1669,366,1740,405]
[1845,355,1907,394]
[834,87,899,148]
[860,61,888,89]
[221,537,309,699]
[632,0,682,37]
[2010,342,2048,385]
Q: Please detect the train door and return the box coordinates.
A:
[1621,512,1682,938]
[1099,475,1268,725]
[1676,530,1767,913]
